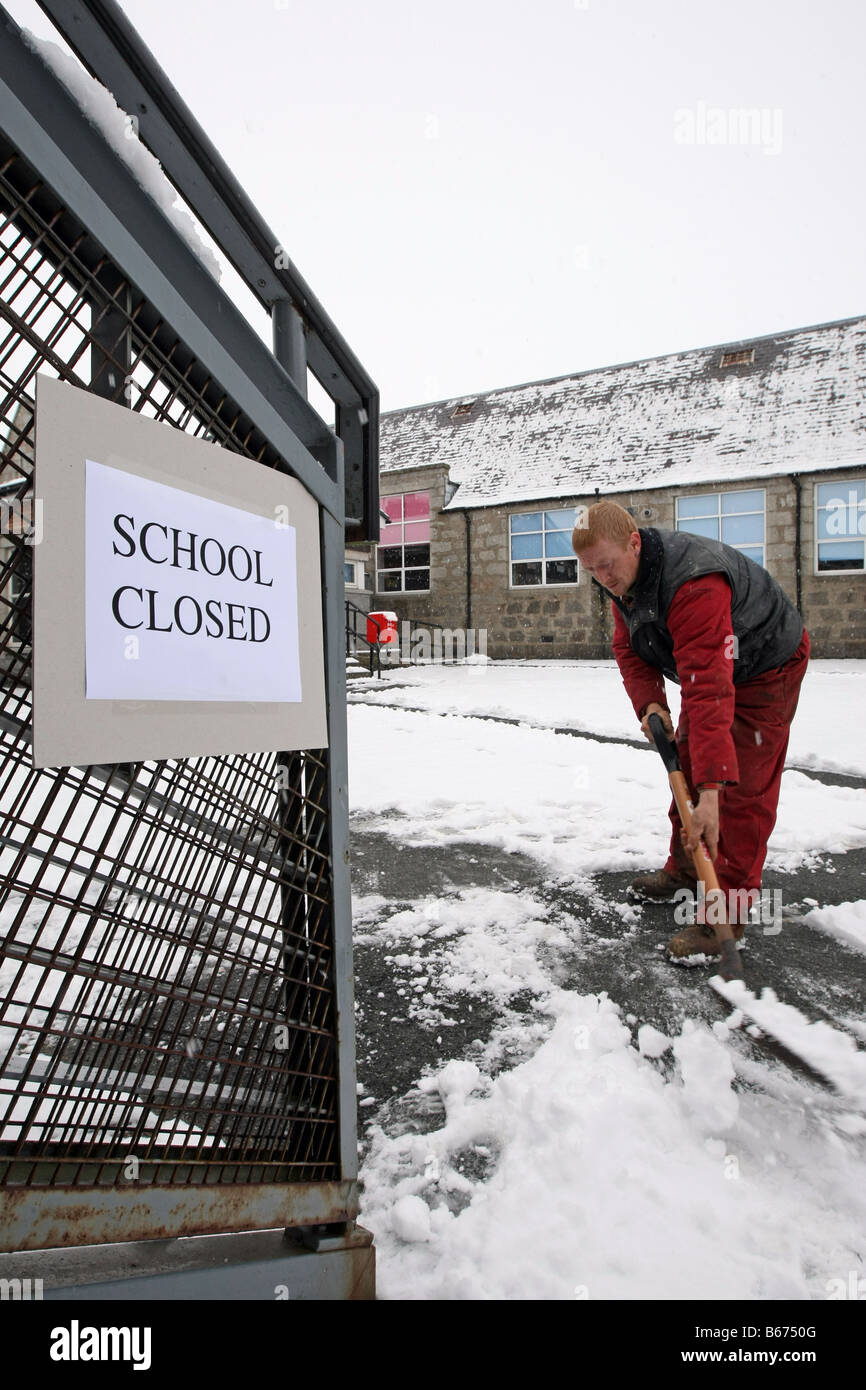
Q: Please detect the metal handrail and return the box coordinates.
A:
[345,603,469,670]
[399,613,461,661]
[345,600,381,679]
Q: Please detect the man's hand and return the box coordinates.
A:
[640,702,675,745]
[683,788,720,862]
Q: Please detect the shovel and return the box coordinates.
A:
[647,713,744,983]
[644,717,866,1099]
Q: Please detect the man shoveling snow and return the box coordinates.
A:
[572,499,810,961]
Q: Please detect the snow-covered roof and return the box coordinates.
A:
[380,316,866,510]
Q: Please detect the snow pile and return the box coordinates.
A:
[803,900,866,956]
[674,1022,740,1131]
[390,1195,433,1244]
[351,894,391,930]
[361,989,866,1300]
[22,33,222,280]
[637,1023,670,1058]
[357,889,572,1002]
[354,888,575,1039]
[712,979,866,1105]
[419,1059,483,1117]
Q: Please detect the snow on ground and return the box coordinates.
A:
[803,900,866,955]
[350,660,866,1300]
[712,978,866,1105]
[349,658,866,777]
[347,704,866,879]
[361,972,866,1300]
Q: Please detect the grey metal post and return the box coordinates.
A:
[271,298,312,1162]
[272,299,365,1253]
[273,300,308,400]
[318,443,362,1187]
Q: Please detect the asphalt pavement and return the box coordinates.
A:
[350,754,866,1127]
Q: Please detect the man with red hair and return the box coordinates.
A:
[572,500,810,960]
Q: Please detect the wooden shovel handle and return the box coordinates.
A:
[647,716,744,980]
[668,769,726,915]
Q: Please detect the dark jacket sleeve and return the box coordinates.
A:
[666,572,739,786]
[612,603,668,719]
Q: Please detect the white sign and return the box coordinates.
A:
[85,459,301,702]
[34,376,327,767]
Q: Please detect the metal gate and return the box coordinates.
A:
[0,1,375,1276]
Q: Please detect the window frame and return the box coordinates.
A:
[508,507,581,589]
[814,479,866,576]
[344,558,365,591]
[675,488,766,567]
[376,490,431,595]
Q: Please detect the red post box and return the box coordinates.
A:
[367,610,399,646]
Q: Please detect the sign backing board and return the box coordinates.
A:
[33,375,328,767]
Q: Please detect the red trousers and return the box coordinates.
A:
[664,631,811,893]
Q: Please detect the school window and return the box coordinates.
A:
[509,509,580,586]
[676,489,765,566]
[377,492,430,593]
[344,559,365,590]
[815,481,866,572]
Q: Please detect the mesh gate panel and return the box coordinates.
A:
[0,138,339,1189]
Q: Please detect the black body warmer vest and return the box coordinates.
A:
[609,528,804,685]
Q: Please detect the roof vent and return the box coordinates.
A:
[719,349,755,368]
[451,401,474,419]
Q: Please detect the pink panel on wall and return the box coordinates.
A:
[378,522,403,543]
[382,495,402,522]
[404,521,430,543]
[404,492,430,520]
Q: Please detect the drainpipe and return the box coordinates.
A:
[464,510,472,632]
[789,474,802,614]
[592,487,606,653]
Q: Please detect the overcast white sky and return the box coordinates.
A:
[11,0,866,412]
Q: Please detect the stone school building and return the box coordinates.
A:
[374,314,866,660]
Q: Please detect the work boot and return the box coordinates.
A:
[629,867,695,902]
[666,922,745,961]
